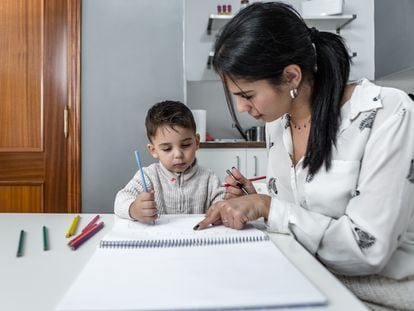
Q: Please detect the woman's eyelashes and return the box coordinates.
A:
[241,94,253,100]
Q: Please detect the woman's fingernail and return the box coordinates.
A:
[193,224,200,230]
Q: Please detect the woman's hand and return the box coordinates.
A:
[194,194,271,230]
[129,191,158,224]
[224,167,257,199]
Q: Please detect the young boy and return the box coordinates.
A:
[114,100,225,223]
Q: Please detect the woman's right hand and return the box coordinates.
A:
[224,167,256,200]
[129,191,158,223]
[195,193,271,230]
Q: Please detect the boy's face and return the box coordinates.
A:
[147,126,200,173]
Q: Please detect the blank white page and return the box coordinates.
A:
[57,216,327,310]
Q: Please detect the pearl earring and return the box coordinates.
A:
[290,88,298,99]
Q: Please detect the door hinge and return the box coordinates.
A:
[64,107,68,138]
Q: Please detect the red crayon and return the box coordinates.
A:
[69,221,104,250]
[81,214,100,233]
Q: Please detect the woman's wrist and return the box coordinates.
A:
[257,194,271,221]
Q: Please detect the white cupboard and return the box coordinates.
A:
[197,148,267,182]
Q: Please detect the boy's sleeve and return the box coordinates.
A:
[114,170,149,219]
[208,172,226,205]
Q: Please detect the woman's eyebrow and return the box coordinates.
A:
[233,90,253,96]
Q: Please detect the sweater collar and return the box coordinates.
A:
[158,159,199,181]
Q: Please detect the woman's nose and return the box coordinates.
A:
[236,97,251,113]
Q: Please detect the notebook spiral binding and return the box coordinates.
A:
[100,235,269,249]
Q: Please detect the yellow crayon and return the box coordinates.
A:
[66,215,80,238]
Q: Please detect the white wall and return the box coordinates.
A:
[82,0,184,213]
[374,0,414,78]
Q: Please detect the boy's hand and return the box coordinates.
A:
[129,191,158,224]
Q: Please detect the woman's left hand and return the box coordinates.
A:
[194,194,271,230]
[224,167,256,200]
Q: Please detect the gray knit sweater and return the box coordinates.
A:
[114,161,226,220]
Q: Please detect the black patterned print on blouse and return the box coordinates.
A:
[270,142,274,148]
[284,114,291,129]
[351,189,360,197]
[305,174,314,183]
[359,110,377,131]
[267,177,278,196]
[407,159,414,183]
[354,227,376,249]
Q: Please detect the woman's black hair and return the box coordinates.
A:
[213,2,351,175]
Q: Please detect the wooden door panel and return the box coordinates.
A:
[0,0,81,213]
[0,184,43,212]
[0,153,44,180]
[0,0,43,151]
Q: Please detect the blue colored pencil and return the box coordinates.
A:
[134,150,148,192]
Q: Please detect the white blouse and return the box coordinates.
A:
[265,79,414,280]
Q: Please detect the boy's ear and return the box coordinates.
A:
[195,133,200,150]
[147,143,158,159]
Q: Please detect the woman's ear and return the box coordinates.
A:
[283,64,302,89]
[147,143,158,159]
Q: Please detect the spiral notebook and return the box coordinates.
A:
[57,215,327,310]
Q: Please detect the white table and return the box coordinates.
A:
[0,213,367,311]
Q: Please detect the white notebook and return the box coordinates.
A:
[57,215,327,310]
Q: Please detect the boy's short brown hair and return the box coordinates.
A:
[145,100,196,141]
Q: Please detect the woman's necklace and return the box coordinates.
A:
[290,116,311,130]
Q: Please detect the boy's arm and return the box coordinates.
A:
[208,172,226,205]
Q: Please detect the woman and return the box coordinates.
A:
[195,2,414,310]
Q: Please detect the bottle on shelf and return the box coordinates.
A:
[240,0,249,10]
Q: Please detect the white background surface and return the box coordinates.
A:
[0,213,367,311]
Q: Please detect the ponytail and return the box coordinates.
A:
[304,32,351,175]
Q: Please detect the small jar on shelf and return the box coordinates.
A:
[240,0,249,10]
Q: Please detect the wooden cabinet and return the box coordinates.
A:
[197,147,267,182]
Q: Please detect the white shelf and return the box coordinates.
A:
[207,14,234,35]
[303,14,357,34]
[207,51,214,69]
[208,14,356,35]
